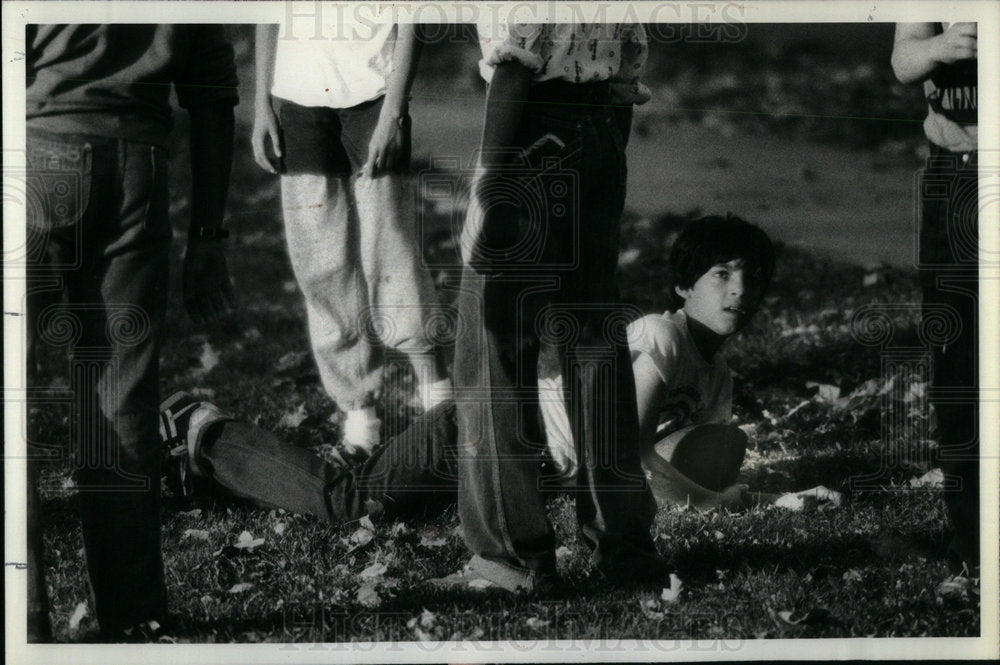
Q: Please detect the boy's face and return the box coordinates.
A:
[676,259,762,336]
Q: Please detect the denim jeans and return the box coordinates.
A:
[26,128,170,634]
[454,94,658,580]
[276,97,441,410]
[194,404,458,522]
[919,146,979,569]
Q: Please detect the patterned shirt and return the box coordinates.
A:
[922,22,977,152]
[476,22,650,104]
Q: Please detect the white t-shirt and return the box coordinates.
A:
[628,309,732,436]
[271,21,395,108]
[475,22,651,104]
[539,309,732,476]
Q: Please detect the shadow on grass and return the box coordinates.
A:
[666,528,950,585]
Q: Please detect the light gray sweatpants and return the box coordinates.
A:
[281,172,439,410]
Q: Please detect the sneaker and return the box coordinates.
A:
[428,554,555,595]
[159,391,230,496]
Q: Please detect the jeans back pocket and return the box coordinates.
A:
[26,135,92,231]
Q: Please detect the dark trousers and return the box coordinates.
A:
[193,409,458,523]
[454,93,657,577]
[26,129,170,635]
[919,146,979,570]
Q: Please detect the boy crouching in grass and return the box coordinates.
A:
[542,215,842,511]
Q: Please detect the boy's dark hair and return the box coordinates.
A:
[666,214,776,312]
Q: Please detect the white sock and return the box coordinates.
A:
[419,377,454,412]
[538,375,577,478]
[343,407,381,452]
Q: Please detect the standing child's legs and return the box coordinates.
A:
[454,89,663,590]
[919,147,979,573]
[278,100,382,449]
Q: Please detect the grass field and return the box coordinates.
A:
[32,147,980,643]
[29,26,981,644]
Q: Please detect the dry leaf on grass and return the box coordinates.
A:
[195,342,220,376]
[279,403,308,429]
[359,562,388,580]
[234,530,265,551]
[228,582,254,594]
[68,601,88,636]
[182,529,210,542]
[909,468,944,489]
[660,574,684,604]
[420,531,448,548]
[356,584,381,607]
[350,528,374,549]
[778,607,832,625]
[525,616,551,630]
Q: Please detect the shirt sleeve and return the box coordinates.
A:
[610,23,651,105]
[476,21,546,82]
[628,314,681,387]
[174,25,239,109]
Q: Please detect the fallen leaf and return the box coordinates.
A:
[244,327,262,341]
[936,576,970,597]
[910,468,944,488]
[407,608,437,633]
[234,530,265,551]
[420,532,448,548]
[182,529,210,542]
[275,350,309,372]
[778,608,831,625]
[349,526,374,547]
[419,608,437,629]
[279,403,308,429]
[68,601,88,635]
[356,584,381,607]
[618,247,641,267]
[358,515,376,531]
[389,522,412,537]
[228,582,254,594]
[806,381,841,403]
[842,569,862,582]
[273,522,287,536]
[525,616,550,630]
[660,574,684,603]
[359,562,388,580]
[197,342,220,375]
[863,272,879,287]
[555,545,573,560]
[179,508,202,518]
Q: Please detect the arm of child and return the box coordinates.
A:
[892,22,977,85]
[251,24,281,174]
[478,61,533,168]
[364,24,422,178]
[634,353,747,511]
[185,100,236,325]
